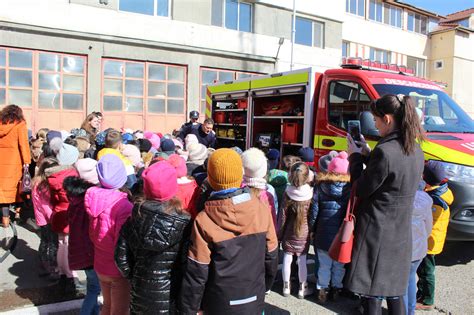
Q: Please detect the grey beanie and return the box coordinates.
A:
[50,137,79,166]
[318,150,338,173]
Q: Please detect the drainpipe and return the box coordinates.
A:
[290,0,296,70]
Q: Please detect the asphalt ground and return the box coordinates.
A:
[1,222,473,314]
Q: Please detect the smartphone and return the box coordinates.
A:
[348,120,362,143]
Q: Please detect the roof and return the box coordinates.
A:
[393,1,444,19]
[442,8,474,23]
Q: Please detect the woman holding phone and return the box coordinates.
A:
[346,94,425,315]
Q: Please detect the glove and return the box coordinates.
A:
[347,133,371,156]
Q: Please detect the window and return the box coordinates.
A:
[346,0,365,17]
[369,0,383,22]
[212,0,252,32]
[369,48,390,63]
[434,60,444,70]
[295,17,324,48]
[0,47,86,110]
[119,0,169,17]
[407,12,428,34]
[458,19,469,28]
[328,81,372,132]
[407,56,425,77]
[370,1,402,28]
[102,59,186,115]
[388,5,402,28]
[342,41,350,57]
[200,68,261,114]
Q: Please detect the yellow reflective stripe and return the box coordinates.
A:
[208,81,250,94]
[314,135,378,152]
[421,141,474,167]
[205,93,212,118]
[251,72,308,89]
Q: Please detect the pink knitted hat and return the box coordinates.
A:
[142,161,178,202]
[74,158,99,185]
[167,154,187,178]
[144,131,161,149]
[328,151,349,175]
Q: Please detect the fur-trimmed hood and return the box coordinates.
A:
[63,176,95,198]
[316,172,351,200]
[316,172,350,184]
[44,164,73,177]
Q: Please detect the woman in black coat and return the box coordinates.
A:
[346,94,425,315]
[115,161,191,314]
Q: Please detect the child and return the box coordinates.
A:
[179,149,278,314]
[185,142,208,176]
[31,157,59,278]
[279,162,314,299]
[97,129,137,189]
[404,181,433,315]
[115,161,191,314]
[85,154,133,315]
[167,154,200,219]
[241,148,278,229]
[313,151,351,303]
[64,158,101,315]
[416,161,453,311]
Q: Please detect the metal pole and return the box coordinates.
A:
[290,0,296,70]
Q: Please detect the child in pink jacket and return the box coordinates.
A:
[85,154,133,315]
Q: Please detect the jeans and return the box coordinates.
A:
[97,273,131,315]
[403,260,421,315]
[316,249,345,289]
[416,254,436,305]
[81,269,101,315]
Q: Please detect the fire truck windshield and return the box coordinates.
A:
[373,84,474,133]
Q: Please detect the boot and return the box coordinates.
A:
[298,282,314,299]
[330,287,342,301]
[317,288,328,304]
[283,281,291,297]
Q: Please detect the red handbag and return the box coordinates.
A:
[328,184,357,264]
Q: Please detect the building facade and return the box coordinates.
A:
[0,0,472,132]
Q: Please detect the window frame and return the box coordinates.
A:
[407,56,426,77]
[434,60,444,70]
[369,47,391,64]
[295,16,325,48]
[346,0,365,17]
[369,0,402,28]
[212,0,253,33]
[118,0,171,18]
[342,41,350,58]
[407,12,428,35]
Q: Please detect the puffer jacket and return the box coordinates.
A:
[179,187,278,315]
[313,173,351,252]
[85,186,132,277]
[115,200,191,314]
[176,179,200,219]
[426,183,453,255]
[45,165,79,234]
[64,176,95,270]
[411,190,433,261]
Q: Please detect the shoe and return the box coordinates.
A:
[297,282,314,299]
[283,281,291,297]
[329,288,342,301]
[416,303,434,311]
[317,288,328,304]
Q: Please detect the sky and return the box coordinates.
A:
[402,0,474,16]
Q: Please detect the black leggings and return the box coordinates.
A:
[363,296,406,315]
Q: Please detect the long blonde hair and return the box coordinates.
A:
[287,162,311,237]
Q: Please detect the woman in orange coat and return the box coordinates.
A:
[0,105,31,227]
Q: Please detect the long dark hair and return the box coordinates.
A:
[1,104,25,124]
[370,94,425,155]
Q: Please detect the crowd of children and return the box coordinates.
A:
[23,119,452,315]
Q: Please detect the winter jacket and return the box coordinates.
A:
[115,200,191,314]
[32,183,53,227]
[0,121,31,203]
[64,177,95,270]
[249,186,278,231]
[279,184,314,255]
[411,190,433,262]
[196,178,213,213]
[426,184,453,255]
[312,173,351,252]
[346,131,424,297]
[176,179,200,219]
[45,165,79,234]
[179,187,278,315]
[85,186,132,277]
[185,163,200,177]
[97,148,137,189]
[267,169,288,210]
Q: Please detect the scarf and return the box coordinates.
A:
[285,184,313,202]
[426,183,449,210]
[243,176,267,190]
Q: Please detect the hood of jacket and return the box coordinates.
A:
[316,173,350,199]
[64,176,95,206]
[45,164,73,178]
[129,200,191,252]
[85,186,129,218]
[0,122,21,138]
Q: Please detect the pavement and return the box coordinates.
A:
[1,221,473,314]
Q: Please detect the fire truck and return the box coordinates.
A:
[206,58,474,241]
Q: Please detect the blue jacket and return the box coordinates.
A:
[411,190,433,261]
[312,173,351,252]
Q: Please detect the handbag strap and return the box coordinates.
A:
[344,182,358,220]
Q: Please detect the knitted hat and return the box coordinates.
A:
[122,144,142,167]
[46,130,62,143]
[160,138,176,153]
[423,160,447,186]
[173,138,184,150]
[70,128,88,138]
[242,148,268,179]
[50,137,79,166]
[187,143,208,163]
[122,133,134,144]
[266,149,280,170]
[134,131,144,139]
[185,134,199,147]
[138,138,152,153]
[318,150,338,173]
[142,161,178,201]
[167,154,187,178]
[144,131,160,149]
[75,136,91,157]
[328,151,349,175]
[97,154,127,189]
[207,148,243,191]
[95,131,107,146]
[231,146,243,155]
[298,147,315,163]
[74,158,99,185]
[60,130,72,141]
